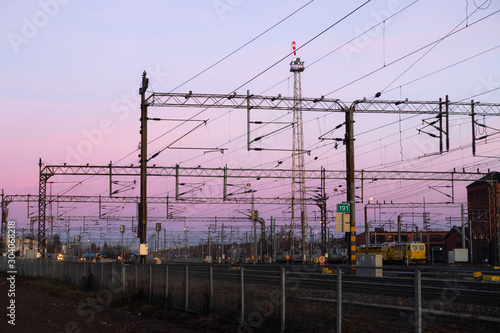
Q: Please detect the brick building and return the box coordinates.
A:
[466,172,500,265]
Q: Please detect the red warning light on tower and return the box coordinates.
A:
[292,41,296,56]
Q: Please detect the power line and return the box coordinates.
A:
[323,9,500,97]
[383,44,500,96]
[166,0,315,93]
[379,2,497,94]
[229,0,372,94]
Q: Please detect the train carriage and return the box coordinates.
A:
[358,242,426,264]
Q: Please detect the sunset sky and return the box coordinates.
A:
[1,0,500,244]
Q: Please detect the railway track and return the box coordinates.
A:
[174,265,500,307]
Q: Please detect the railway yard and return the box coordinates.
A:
[2,257,499,332]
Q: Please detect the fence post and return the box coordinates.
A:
[185,265,189,313]
[414,268,422,333]
[337,266,342,333]
[281,266,285,333]
[165,264,169,307]
[209,265,213,312]
[240,266,244,326]
[149,264,152,304]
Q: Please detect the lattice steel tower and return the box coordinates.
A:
[290,55,307,260]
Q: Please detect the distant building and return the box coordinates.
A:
[466,171,500,265]
[443,226,469,262]
[11,237,38,257]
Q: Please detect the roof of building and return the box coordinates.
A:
[444,226,469,241]
[466,171,500,188]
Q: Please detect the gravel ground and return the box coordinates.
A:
[0,273,237,333]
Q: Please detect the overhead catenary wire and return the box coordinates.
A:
[228,0,372,95]
[148,0,372,161]
[166,0,315,93]
[258,0,421,96]
[382,44,500,96]
[165,10,500,171]
[110,1,317,165]
[323,8,500,97]
[379,0,495,95]
[116,0,465,172]
[44,3,500,230]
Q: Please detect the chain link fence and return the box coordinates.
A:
[1,257,499,332]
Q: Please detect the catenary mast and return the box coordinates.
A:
[290,41,308,261]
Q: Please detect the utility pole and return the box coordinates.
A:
[120,225,125,264]
[251,198,258,265]
[48,182,53,244]
[345,104,356,266]
[461,204,466,249]
[319,167,327,255]
[38,158,47,258]
[1,189,8,253]
[184,221,188,259]
[271,217,276,263]
[139,71,149,264]
[207,225,211,260]
[221,223,225,262]
[66,217,70,256]
[77,233,81,260]
[20,228,24,256]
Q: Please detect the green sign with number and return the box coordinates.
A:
[337,203,350,213]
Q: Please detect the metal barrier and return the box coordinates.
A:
[1,257,499,333]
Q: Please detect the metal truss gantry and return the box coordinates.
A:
[4,162,487,256]
[146,89,500,264]
[8,88,499,260]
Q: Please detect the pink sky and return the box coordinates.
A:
[1,1,500,241]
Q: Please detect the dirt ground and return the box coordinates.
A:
[0,273,237,333]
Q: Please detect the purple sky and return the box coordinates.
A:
[1,1,500,243]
